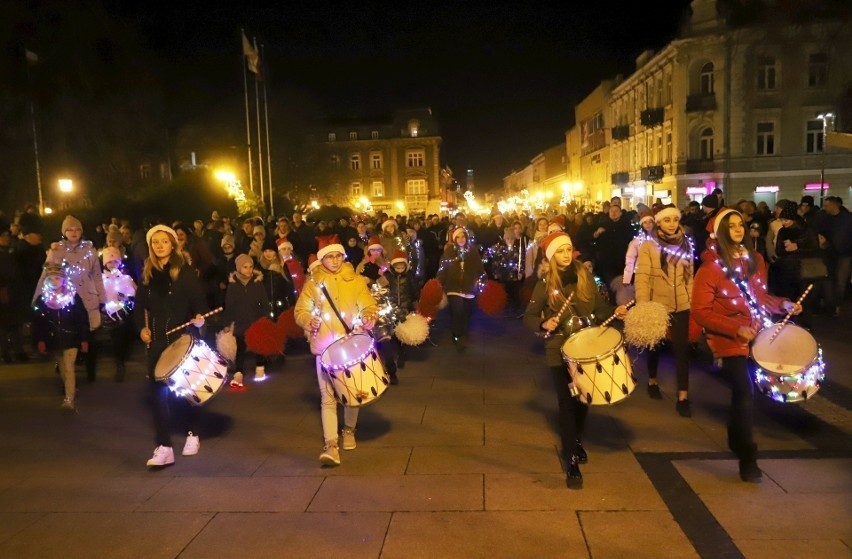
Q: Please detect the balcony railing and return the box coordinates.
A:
[611,125,630,141]
[686,94,717,112]
[640,165,665,182]
[685,159,715,174]
[640,108,664,127]
[611,171,630,185]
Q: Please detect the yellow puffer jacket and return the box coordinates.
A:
[294,262,378,356]
[634,239,694,313]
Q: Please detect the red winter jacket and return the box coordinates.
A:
[691,247,788,358]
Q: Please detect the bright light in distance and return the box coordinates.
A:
[44,207,54,214]
[395,200,405,211]
[58,179,72,192]
[310,200,319,209]
[214,170,236,182]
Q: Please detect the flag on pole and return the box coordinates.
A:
[241,31,261,77]
[25,49,39,65]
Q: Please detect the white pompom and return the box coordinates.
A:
[624,301,670,350]
[394,313,430,346]
[216,323,238,362]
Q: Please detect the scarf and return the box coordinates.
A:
[654,227,690,276]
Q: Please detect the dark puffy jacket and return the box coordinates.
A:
[223,270,269,336]
[381,269,419,312]
[32,292,90,351]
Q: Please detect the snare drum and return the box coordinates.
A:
[319,332,389,407]
[154,335,229,406]
[751,323,825,403]
[561,326,636,405]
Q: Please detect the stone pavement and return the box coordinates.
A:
[0,304,849,559]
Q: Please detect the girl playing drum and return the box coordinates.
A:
[524,232,628,489]
[691,209,801,482]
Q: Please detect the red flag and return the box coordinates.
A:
[241,31,261,77]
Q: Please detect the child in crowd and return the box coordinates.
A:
[101,247,136,381]
[223,254,271,386]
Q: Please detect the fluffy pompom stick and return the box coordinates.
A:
[419,279,443,309]
[395,313,430,346]
[215,323,238,363]
[477,280,507,317]
[245,317,287,356]
[277,308,305,340]
[417,302,439,320]
[624,301,670,350]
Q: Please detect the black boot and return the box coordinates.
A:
[565,454,583,489]
[575,441,588,464]
[739,460,762,482]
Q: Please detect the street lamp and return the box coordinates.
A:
[817,112,834,207]
[58,178,73,193]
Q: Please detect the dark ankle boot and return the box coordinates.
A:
[575,441,588,464]
[566,454,583,489]
[739,459,762,482]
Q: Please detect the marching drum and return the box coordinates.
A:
[561,326,636,405]
[319,332,389,407]
[751,323,825,403]
[154,335,229,406]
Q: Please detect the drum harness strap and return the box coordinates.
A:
[319,283,354,336]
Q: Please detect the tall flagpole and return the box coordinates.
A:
[24,49,44,214]
[241,29,255,194]
[253,37,265,209]
[261,43,274,216]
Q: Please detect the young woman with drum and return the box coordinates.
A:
[135,225,207,468]
[294,237,379,467]
[524,231,628,489]
[634,205,695,417]
[436,227,486,350]
[691,209,801,482]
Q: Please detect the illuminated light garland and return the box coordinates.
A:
[753,347,825,404]
[707,245,774,329]
[39,277,77,310]
[164,339,229,405]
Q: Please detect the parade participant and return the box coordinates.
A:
[34,216,105,382]
[379,218,406,256]
[774,200,821,329]
[32,253,90,411]
[691,209,800,481]
[633,206,695,416]
[376,249,419,383]
[277,239,306,300]
[294,237,378,466]
[101,247,136,381]
[484,226,526,316]
[404,223,426,291]
[259,236,294,314]
[355,236,388,285]
[592,204,634,305]
[135,225,207,468]
[344,235,365,269]
[436,227,486,349]
[224,253,270,387]
[524,231,628,488]
[622,211,655,287]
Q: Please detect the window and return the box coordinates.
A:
[808,53,827,88]
[406,149,425,168]
[805,119,824,153]
[371,130,379,140]
[370,151,383,169]
[664,72,672,105]
[371,180,384,197]
[699,128,714,160]
[405,179,427,195]
[328,133,336,142]
[757,56,777,90]
[700,62,714,94]
[756,122,775,155]
[666,132,672,163]
[350,182,362,196]
[330,154,340,168]
[349,131,357,141]
[139,164,151,179]
[349,153,361,170]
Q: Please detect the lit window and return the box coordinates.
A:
[406,150,425,168]
[349,153,361,170]
[405,179,427,195]
[349,131,357,140]
[371,151,382,169]
[328,133,336,142]
[371,181,384,197]
[351,182,362,196]
[371,130,379,139]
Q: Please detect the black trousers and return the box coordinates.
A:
[378,336,401,375]
[720,356,757,461]
[503,279,524,313]
[448,295,474,338]
[549,365,589,460]
[108,321,132,365]
[234,335,267,373]
[647,309,691,391]
[147,343,197,447]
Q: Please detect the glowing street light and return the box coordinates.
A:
[214,170,236,183]
[44,207,53,215]
[817,112,834,206]
[58,178,73,193]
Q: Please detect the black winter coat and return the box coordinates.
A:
[134,265,207,351]
[223,270,269,336]
[33,293,90,351]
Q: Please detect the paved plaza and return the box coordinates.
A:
[0,305,850,559]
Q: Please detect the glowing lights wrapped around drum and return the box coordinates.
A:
[319,332,389,407]
[623,301,670,350]
[394,313,430,346]
[154,335,229,405]
[751,323,825,403]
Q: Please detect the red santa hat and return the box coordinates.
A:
[638,210,655,225]
[707,208,738,239]
[390,249,408,269]
[547,215,565,233]
[275,237,293,252]
[540,231,572,261]
[307,253,320,271]
[367,235,383,252]
[316,234,344,260]
[653,205,681,224]
[382,219,398,231]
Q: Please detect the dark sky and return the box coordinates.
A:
[111,0,695,191]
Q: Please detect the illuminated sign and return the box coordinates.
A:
[803,182,829,191]
[755,186,779,193]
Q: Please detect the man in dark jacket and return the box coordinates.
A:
[592,204,635,304]
[818,196,851,318]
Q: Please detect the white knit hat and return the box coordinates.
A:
[654,206,681,224]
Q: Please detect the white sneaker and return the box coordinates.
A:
[230,371,244,387]
[182,432,200,456]
[146,445,175,467]
[254,366,267,382]
[319,441,340,466]
[341,427,356,450]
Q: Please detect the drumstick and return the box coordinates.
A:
[769,284,813,344]
[165,307,223,336]
[543,291,573,340]
[144,309,150,349]
[598,300,635,332]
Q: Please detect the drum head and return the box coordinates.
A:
[562,327,622,360]
[320,333,373,369]
[752,323,818,375]
[154,334,193,380]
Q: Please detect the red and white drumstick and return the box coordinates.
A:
[165,307,223,336]
[599,300,635,330]
[769,284,813,343]
[144,309,150,349]
[543,291,574,340]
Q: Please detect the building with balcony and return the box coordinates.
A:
[305,108,442,214]
[566,81,615,206]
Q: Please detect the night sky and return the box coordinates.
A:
[43,0,697,191]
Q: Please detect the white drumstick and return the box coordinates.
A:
[769,284,812,344]
[544,291,574,340]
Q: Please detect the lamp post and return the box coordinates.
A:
[817,112,834,207]
[58,178,72,210]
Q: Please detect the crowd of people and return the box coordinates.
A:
[0,190,848,484]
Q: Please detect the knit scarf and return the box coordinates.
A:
[654,227,690,276]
